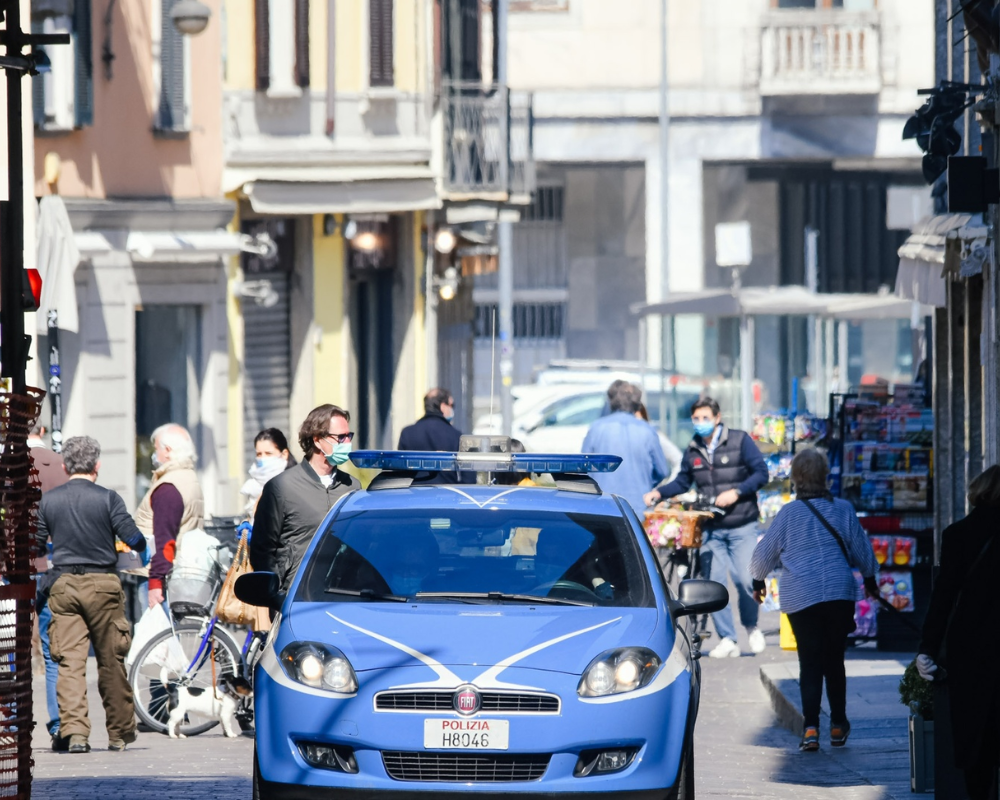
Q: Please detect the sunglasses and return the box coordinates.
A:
[324,432,355,444]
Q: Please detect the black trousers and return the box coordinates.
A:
[786,600,856,729]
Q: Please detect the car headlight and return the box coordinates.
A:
[279,642,358,693]
[577,648,661,697]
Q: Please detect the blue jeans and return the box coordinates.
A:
[700,521,760,642]
[36,590,60,736]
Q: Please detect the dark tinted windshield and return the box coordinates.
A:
[297,509,653,607]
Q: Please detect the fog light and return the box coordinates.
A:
[596,750,631,771]
[573,747,638,777]
[298,742,358,773]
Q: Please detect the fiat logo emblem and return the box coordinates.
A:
[454,685,481,716]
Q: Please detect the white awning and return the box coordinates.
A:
[245,179,441,215]
[895,214,988,307]
[631,286,931,320]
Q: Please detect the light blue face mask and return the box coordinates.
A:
[324,441,352,467]
[693,421,716,438]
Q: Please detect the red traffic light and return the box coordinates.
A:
[23,268,41,311]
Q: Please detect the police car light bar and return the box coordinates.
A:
[348,450,622,474]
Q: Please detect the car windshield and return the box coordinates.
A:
[297,508,654,607]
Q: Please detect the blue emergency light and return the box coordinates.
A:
[348,450,621,474]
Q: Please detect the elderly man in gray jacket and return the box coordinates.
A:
[250,404,359,592]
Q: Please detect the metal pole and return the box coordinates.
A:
[658,0,670,345]
[497,0,514,435]
[0,0,26,394]
[740,314,754,432]
[47,310,63,452]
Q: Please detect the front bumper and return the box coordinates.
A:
[254,657,692,796]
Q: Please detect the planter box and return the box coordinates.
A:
[909,714,934,793]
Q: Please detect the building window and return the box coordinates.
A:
[523,186,564,222]
[155,0,191,134]
[31,0,93,131]
[370,0,394,87]
[254,0,309,95]
[474,303,565,340]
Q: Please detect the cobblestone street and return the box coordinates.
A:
[30,621,917,799]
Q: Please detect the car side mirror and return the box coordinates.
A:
[674,579,729,618]
[235,571,284,611]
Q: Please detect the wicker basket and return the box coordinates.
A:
[643,506,714,550]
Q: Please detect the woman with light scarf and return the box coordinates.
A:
[240,428,296,522]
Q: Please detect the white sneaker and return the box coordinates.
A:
[748,628,767,654]
[708,638,740,659]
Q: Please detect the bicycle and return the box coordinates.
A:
[127,531,267,737]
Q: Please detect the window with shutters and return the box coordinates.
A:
[369,0,394,87]
[31,0,93,132]
[258,0,306,96]
[154,0,191,134]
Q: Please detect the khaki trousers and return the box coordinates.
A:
[48,572,136,741]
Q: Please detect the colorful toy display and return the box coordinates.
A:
[878,571,915,612]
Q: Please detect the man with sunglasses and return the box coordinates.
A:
[251,404,360,592]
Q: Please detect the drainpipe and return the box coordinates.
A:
[497,0,513,436]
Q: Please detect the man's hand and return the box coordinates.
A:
[643,490,662,508]
[915,654,937,682]
[715,489,740,508]
[148,587,164,609]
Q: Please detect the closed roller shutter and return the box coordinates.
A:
[243,271,292,467]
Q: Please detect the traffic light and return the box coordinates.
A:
[22,268,41,311]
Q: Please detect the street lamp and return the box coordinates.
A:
[170,0,212,36]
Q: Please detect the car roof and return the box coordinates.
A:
[338,483,628,516]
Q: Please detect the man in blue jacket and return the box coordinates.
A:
[582,380,669,514]
[643,397,769,658]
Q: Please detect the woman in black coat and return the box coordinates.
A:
[917,465,1000,800]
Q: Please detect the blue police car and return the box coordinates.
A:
[238,440,729,800]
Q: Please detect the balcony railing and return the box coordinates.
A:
[759,10,881,96]
[441,81,535,199]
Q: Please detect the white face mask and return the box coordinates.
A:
[250,456,286,484]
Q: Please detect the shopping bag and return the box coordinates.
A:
[216,531,272,632]
[125,602,171,669]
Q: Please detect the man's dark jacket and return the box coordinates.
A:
[250,460,359,591]
[653,425,768,528]
[918,505,1000,768]
[398,412,462,451]
[36,480,146,572]
[398,412,470,484]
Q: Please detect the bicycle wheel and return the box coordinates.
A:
[129,618,244,736]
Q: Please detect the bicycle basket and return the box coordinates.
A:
[167,561,222,618]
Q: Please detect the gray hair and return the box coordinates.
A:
[151,423,197,465]
[62,436,101,475]
[608,380,642,414]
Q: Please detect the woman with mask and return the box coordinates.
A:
[240,428,296,521]
[249,405,360,593]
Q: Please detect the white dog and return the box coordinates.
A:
[162,672,252,739]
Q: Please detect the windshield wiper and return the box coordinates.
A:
[414,591,594,607]
[324,587,409,603]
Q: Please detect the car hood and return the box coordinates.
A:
[284,603,663,678]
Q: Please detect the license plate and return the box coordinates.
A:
[423,719,509,750]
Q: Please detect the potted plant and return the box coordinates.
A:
[899,659,934,793]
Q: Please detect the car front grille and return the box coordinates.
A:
[381,751,550,782]
[374,690,560,714]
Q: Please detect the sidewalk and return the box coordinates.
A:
[759,649,915,797]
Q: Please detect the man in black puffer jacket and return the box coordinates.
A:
[644,397,768,659]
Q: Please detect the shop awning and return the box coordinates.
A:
[631,286,929,320]
[244,179,441,215]
[895,213,988,307]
